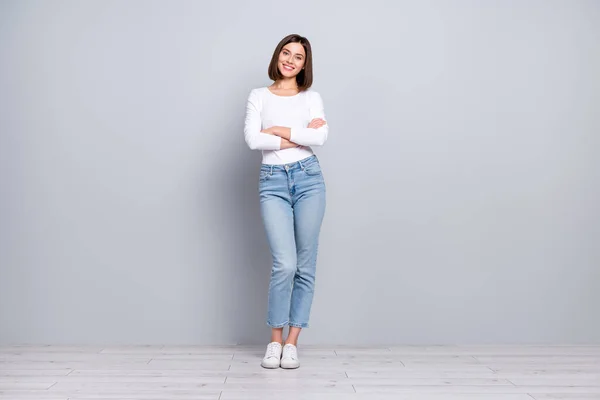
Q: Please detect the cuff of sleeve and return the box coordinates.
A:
[266,133,282,150]
[290,127,303,145]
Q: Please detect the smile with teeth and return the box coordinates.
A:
[283,64,294,71]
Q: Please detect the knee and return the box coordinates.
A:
[295,265,316,283]
[272,254,297,279]
[296,249,317,276]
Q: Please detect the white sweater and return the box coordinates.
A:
[244,87,329,165]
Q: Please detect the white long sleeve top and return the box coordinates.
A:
[244,86,329,165]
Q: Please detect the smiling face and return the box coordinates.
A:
[278,42,306,78]
[268,34,314,91]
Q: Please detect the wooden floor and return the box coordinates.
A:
[1,345,600,399]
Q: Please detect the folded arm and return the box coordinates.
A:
[269,92,329,147]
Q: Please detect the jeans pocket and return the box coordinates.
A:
[303,163,322,177]
[259,170,271,182]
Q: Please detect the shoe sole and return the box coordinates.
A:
[280,361,300,369]
[261,361,280,369]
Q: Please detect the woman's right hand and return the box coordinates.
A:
[280,138,301,149]
[308,118,326,129]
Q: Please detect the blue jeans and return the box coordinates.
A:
[259,155,326,328]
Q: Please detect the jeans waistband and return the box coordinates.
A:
[261,155,318,172]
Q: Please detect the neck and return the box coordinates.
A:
[274,78,298,90]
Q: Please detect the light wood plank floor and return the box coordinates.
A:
[1,345,599,399]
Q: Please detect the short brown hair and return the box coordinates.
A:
[268,34,313,92]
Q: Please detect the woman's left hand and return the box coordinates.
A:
[308,118,326,129]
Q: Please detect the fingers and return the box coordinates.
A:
[307,118,327,129]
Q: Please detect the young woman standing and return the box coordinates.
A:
[243,34,329,369]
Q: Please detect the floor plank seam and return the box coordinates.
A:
[3,345,600,398]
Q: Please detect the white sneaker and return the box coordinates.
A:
[261,342,282,369]
[280,343,300,369]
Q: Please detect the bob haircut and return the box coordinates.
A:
[268,34,313,92]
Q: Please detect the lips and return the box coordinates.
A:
[283,64,294,71]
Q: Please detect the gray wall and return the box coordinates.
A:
[1,0,599,346]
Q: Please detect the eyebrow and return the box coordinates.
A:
[282,49,304,57]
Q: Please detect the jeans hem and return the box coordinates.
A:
[267,321,309,328]
[289,322,309,328]
[267,321,289,328]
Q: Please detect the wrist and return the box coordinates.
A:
[275,126,291,140]
[280,138,298,149]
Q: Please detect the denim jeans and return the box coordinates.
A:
[259,155,326,328]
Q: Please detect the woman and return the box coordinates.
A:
[243,34,329,369]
